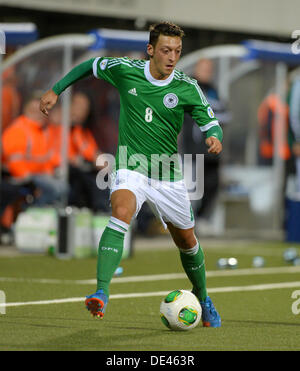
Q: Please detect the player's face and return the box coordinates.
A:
[148,35,182,80]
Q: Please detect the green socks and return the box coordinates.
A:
[96,217,207,303]
[179,241,208,302]
[96,217,129,296]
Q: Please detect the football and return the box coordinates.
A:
[160,289,202,331]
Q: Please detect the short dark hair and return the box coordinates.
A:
[149,21,185,47]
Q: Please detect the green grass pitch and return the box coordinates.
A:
[0,239,299,351]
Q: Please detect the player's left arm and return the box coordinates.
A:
[188,106,223,155]
[187,81,223,155]
[205,125,223,154]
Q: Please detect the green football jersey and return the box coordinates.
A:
[93,56,220,181]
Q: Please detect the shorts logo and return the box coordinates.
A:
[100,59,108,70]
[207,106,215,118]
[163,93,178,109]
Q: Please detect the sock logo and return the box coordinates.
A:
[101,246,118,254]
[190,261,205,271]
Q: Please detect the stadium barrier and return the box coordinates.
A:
[14,206,133,259]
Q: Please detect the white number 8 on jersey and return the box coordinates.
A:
[145,107,153,123]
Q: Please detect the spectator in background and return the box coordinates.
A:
[0,179,37,244]
[182,58,230,231]
[2,93,68,207]
[289,76,300,193]
[68,91,110,212]
[257,90,291,166]
[47,105,63,171]
[1,66,21,131]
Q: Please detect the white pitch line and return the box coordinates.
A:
[1,281,300,309]
[0,265,300,285]
[207,265,300,277]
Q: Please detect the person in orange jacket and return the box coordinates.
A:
[2,94,69,206]
[47,105,64,170]
[68,91,109,212]
[69,91,99,166]
[1,66,21,131]
[257,92,291,165]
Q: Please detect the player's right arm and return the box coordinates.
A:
[40,89,59,116]
[40,58,95,115]
[40,57,122,115]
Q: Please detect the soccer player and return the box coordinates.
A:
[40,22,223,327]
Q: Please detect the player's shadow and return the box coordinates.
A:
[0,317,71,329]
[26,329,166,351]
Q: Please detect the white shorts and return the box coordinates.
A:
[110,169,195,230]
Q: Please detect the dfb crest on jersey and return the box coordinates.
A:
[163,93,178,108]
